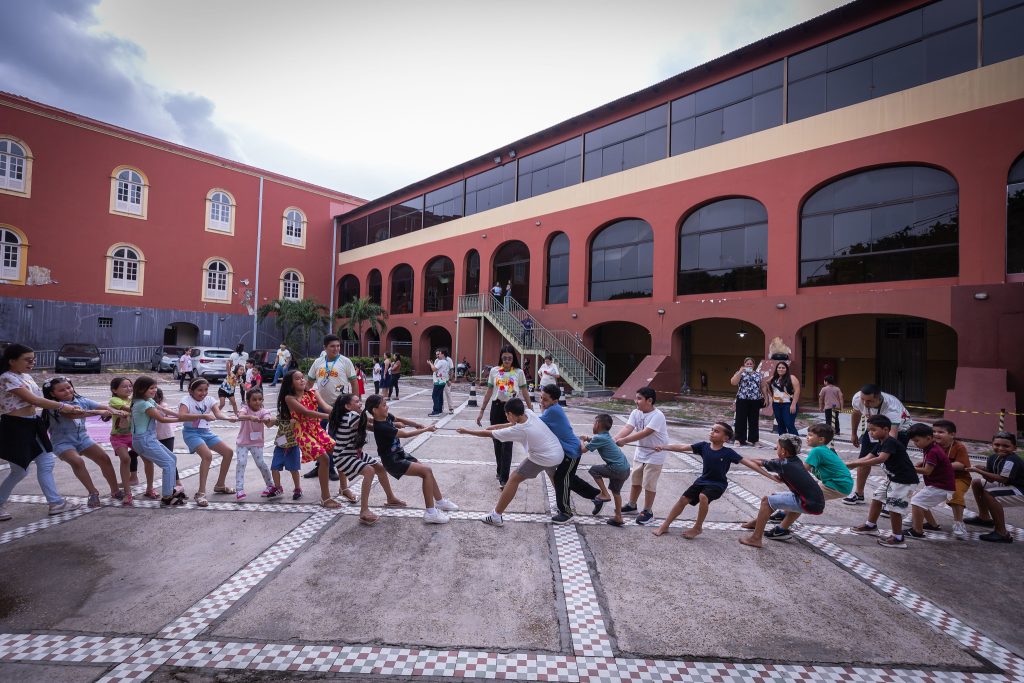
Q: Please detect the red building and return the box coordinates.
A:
[334,0,1024,439]
[0,92,363,354]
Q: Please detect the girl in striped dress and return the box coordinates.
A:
[329,393,406,525]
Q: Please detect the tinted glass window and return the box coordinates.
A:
[61,344,99,355]
[423,256,455,312]
[390,264,414,314]
[368,269,382,305]
[584,105,667,181]
[589,219,654,301]
[1008,155,1024,273]
[678,198,768,295]
[367,208,390,243]
[424,181,464,228]
[800,166,959,286]
[546,232,570,304]
[390,196,423,238]
[464,250,480,295]
[465,163,516,216]
[341,216,368,251]
[338,275,360,305]
[983,0,1024,64]
[518,137,582,200]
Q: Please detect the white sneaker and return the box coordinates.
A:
[0,505,11,521]
[423,509,450,524]
[48,501,82,516]
[435,498,459,512]
[953,521,967,538]
[482,512,504,527]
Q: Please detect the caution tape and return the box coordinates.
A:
[905,405,1022,417]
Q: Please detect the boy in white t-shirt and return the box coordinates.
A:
[458,398,564,527]
[616,387,669,525]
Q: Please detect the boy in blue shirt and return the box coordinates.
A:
[540,384,601,524]
[579,413,630,526]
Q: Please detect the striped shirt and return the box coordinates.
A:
[332,411,360,457]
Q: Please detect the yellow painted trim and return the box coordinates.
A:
[0,135,33,199]
[109,165,149,220]
[201,256,233,304]
[0,223,29,285]
[205,187,237,236]
[282,207,307,249]
[104,242,146,297]
[279,268,305,301]
[340,56,1024,265]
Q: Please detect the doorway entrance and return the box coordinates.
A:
[164,322,199,346]
[492,240,530,308]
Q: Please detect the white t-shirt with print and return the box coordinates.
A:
[180,395,218,430]
[432,357,452,385]
[491,409,564,468]
[0,372,39,415]
[307,354,357,404]
[627,408,669,465]
[275,348,291,368]
[851,390,909,440]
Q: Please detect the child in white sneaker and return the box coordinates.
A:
[235,389,276,500]
[906,422,955,539]
[932,420,970,538]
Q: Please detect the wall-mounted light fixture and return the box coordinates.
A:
[737,328,748,339]
[535,221,541,226]
[24,303,33,308]
[134,310,142,316]
[974,292,989,301]
[657,309,665,315]
[776,302,787,309]
[571,313,578,319]
[481,234,487,239]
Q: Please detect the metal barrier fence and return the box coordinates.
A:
[32,346,160,370]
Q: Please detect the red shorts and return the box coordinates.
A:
[109,433,133,451]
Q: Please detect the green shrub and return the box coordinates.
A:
[297,357,316,374]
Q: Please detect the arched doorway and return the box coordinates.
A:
[339,327,358,358]
[337,274,360,307]
[419,326,453,373]
[799,314,957,407]
[492,240,530,307]
[389,264,414,314]
[387,327,413,364]
[164,322,199,346]
[365,329,380,359]
[588,321,651,387]
[423,256,455,312]
[673,319,766,394]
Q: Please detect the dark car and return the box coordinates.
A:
[150,345,186,372]
[251,348,297,377]
[55,342,102,373]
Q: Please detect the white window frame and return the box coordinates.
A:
[204,259,231,302]
[206,189,235,234]
[110,166,148,219]
[282,270,302,300]
[110,247,140,292]
[0,140,26,192]
[1,227,23,282]
[283,208,306,248]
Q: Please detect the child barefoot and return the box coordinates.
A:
[234,388,276,501]
[652,422,773,539]
[328,393,407,525]
[579,413,631,527]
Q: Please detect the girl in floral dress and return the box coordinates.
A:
[279,370,341,509]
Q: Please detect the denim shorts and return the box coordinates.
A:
[182,428,222,453]
[51,435,98,456]
[271,446,301,471]
[767,491,805,514]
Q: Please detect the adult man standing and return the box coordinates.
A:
[177,348,195,391]
[269,343,292,386]
[842,383,911,505]
[428,347,453,417]
[522,316,534,348]
[303,334,357,481]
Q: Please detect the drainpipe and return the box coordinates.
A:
[252,176,264,345]
[330,217,337,332]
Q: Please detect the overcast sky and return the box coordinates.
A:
[0,0,848,200]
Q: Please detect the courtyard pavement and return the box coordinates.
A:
[1,377,1022,682]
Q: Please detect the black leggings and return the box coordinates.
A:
[734,398,763,444]
[489,400,512,485]
[388,375,400,399]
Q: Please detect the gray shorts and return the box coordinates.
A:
[516,459,556,480]
[589,464,630,494]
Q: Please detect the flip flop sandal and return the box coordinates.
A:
[340,489,358,503]
[194,492,209,507]
[213,486,236,494]
[321,498,342,509]
[383,501,408,508]
[359,514,380,526]
[143,489,160,500]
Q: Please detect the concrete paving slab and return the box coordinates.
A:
[0,662,106,682]
[642,471,752,522]
[0,508,303,634]
[389,462,551,514]
[0,501,53,527]
[833,534,1024,656]
[213,516,562,652]
[581,524,980,667]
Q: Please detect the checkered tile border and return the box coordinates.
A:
[95,639,189,683]
[551,524,614,658]
[0,502,96,546]
[158,509,338,640]
[0,633,145,663]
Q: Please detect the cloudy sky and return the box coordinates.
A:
[0,0,848,200]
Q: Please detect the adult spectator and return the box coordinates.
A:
[538,354,560,389]
[730,356,768,447]
[303,334,357,481]
[386,354,403,399]
[227,343,248,403]
[177,348,195,392]
[768,361,801,435]
[522,315,534,347]
[371,357,383,394]
[269,343,292,387]
[842,384,910,505]
[428,347,453,417]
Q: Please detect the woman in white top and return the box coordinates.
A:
[538,354,560,388]
[0,343,86,520]
[476,345,532,488]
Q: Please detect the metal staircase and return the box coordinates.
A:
[457,294,607,395]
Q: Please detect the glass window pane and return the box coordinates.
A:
[696,71,752,115]
[827,10,922,69]
[698,232,722,269]
[694,109,723,149]
[671,93,695,122]
[680,234,699,270]
[745,223,768,265]
[752,60,784,93]
[984,3,1024,64]
[826,60,873,111]
[870,202,915,242]
[924,0,978,33]
[752,88,783,131]
[872,42,926,98]
[1008,178,1024,273]
[722,98,753,141]
[787,73,826,122]
[924,23,977,81]
[833,210,871,255]
[789,45,827,82]
[720,229,745,267]
[670,118,696,156]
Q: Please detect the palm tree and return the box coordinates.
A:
[258,298,331,355]
[334,296,388,352]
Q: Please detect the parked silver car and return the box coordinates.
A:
[174,346,233,382]
[150,346,186,372]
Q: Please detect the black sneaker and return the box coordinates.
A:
[765,526,792,541]
[592,498,608,516]
[906,529,927,539]
[551,512,573,525]
[768,510,785,522]
[842,493,865,506]
[979,531,1013,543]
[427,412,442,417]
[303,466,319,479]
[964,516,996,528]
[606,518,625,527]
[620,503,638,515]
[636,510,654,525]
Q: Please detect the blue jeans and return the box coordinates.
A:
[772,402,798,435]
[431,384,445,414]
[271,364,287,385]
[133,431,178,497]
[0,452,63,505]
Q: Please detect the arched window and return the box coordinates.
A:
[207,189,235,233]
[493,240,531,307]
[1008,155,1024,274]
[800,166,959,287]
[464,250,480,295]
[0,225,27,284]
[338,274,360,305]
[105,243,145,295]
[203,258,233,303]
[283,208,306,248]
[678,198,768,295]
[0,138,31,195]
[424,256,455,312]
[281,270,303,301]
[368,269,382,305]
[390,264,414,314]
[546,232,570,304]
[110,166,148,218]
[589,219,653,301]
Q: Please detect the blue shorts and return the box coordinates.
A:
[767,491,805,514]
[271,446,301,472]
[52,435,99,456]
[182,428,222,453]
